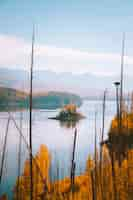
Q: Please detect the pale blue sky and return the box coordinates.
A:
[0,0,133,75]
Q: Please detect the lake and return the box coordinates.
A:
[0,100,116,198]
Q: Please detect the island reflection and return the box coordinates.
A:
[49,104,85,129]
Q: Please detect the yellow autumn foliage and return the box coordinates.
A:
[11,142,133,200]
[111,113,133,132]
[13,144,50,200]
[2,112,133,200]
[63,104,77,113]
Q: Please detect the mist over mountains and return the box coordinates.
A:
[0,68,132,98]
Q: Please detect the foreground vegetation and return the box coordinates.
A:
[1,109,133,200]
[10,143,133,200]
[1,96,133,200]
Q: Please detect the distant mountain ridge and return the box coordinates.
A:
[0,68,132,98]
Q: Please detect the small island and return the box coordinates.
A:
[49,104,85,122]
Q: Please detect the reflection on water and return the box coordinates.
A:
[59,119,79,128]
[0,100,116,198]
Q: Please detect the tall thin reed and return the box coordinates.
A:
[7,112,46,186]
[120,33,125,132]
[100,90,107,176]
[70,128,77,189]
[16,112,23,200]
[0,117,10,185]
[94,111,97,200]
[29,26,35,200]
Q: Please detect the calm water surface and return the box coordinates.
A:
[0,100,116,198]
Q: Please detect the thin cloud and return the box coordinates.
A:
[0,34,133,75]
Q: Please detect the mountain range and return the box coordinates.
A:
[0,68,132,98]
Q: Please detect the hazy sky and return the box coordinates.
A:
[0,0,133,76]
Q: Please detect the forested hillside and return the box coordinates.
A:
[0,87,82,110]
